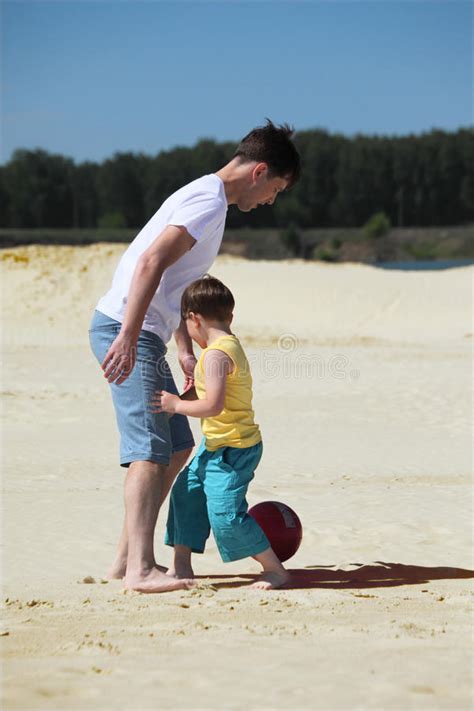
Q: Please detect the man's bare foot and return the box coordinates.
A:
[124,567,195,593]
[166,564,195,579]
[106,562,167,580]
[250,569,291,590]
[106,560,128,580]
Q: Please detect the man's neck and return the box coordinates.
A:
[215,159,252,206]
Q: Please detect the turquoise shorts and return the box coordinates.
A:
[165,439,270,562]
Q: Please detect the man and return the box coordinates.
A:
[88,119,301,593]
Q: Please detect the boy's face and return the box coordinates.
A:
[237,163,289,212]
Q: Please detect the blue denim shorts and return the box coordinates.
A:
[88,309,195,468]
[165,439,269,562]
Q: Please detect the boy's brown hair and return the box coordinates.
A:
[181,275,235,322]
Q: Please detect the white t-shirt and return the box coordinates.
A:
[96,174,228,344]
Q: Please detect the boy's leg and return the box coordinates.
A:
[251,547,290,590]
[204,444,270,561]
[167,544,194,579]
[165,442,212,577]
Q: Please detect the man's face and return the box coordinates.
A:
[237,164,289,212]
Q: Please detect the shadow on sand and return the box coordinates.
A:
[196,562,474,590]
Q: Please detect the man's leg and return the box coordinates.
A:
[106,447,193,580]
[90,317,193,592]
[123,459,194,593]
[161,448,193,503]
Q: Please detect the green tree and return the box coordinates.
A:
[74,161,100,228]
[363,211,391,240]
[279,223,302,256]
[3,149,75,227]
[2,128,473,230]
[0,167,10,227]
[96,152,151,228]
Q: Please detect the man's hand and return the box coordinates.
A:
[179,351,197,392]
[101,334,137,385]
[150,390,181,415]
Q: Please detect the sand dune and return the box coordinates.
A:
[1,244,471,347]
[1,245,473,710]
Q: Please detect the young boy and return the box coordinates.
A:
[150,276,290,590]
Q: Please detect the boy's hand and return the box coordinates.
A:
[150,390,181,415]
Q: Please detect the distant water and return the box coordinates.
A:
[377,259,474,271]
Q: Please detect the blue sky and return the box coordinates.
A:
[2,0,472,164]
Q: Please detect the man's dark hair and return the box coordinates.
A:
[234,118,301,188]
[181,275,235,322]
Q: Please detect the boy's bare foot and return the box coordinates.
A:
[166,563,195,579]
[250,569,291,590]
[124,568,195,593]
[251,548,291,589]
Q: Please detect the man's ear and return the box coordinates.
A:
[252,162,268,182]
[229,313,234,325]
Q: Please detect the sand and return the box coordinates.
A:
[1,244,473,710]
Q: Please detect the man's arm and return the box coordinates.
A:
[102,225,195,384]
[173,318,196,392]
[174,317,194,354]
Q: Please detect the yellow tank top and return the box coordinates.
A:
[194,334,261,451]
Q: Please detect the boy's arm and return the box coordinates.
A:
[151,350,233,418]
[102,225,196,385]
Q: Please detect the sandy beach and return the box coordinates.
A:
[1,244,473,710]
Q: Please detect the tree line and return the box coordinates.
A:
[1,127,472,230]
